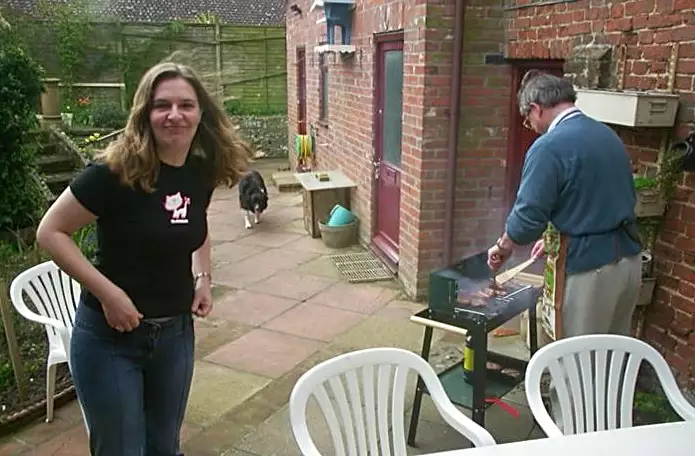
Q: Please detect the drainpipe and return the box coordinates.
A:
[443,0,466,266]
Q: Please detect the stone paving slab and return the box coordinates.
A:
[332,310,445,353]
[280,219,310,235]
[304,281,401,314]
[204,328,325,379]
[262,302,366,342]
[295,255,344,279]
[239,246,320,271]
[211,242,269,267]
[186,362,271,428]
[245,270,338,301]
[235,231,305,249]
[1,158,538,455]
[208,221,250,243]
[29,424,88,456]
[212,290,300,327]
[213,258,280,289]
[213,248,321,289]
[194,318,253,359]
[271,171,301,192]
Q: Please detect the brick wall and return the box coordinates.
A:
[286,0,509,297]
[507,0,695,388]
[450,0,510,265]
[286,0,426,296]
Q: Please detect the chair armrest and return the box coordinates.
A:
[662,379,695,421]
[428,388,496,447]
[651,351,695,422]
[14,307,65,333]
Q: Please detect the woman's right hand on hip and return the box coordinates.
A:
[100,286,143,332]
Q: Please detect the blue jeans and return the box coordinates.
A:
[70,304,195,456]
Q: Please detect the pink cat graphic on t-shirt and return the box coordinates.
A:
[164,192,191,225]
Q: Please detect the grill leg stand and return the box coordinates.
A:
[471,326,488,426]
[407,325,434,446]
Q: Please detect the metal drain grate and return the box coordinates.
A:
[330,252,394,283]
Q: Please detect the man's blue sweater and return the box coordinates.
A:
[506,113,642,275]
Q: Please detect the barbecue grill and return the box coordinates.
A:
[407,252,542,445]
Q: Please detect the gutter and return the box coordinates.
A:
[443,0,466,265]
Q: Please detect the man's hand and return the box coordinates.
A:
[531,239,545,260]
[488,236,514,271]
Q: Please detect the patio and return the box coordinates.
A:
[0,159,543,455]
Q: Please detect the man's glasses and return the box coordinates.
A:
[522,114,532,130]
[521,105,536,130]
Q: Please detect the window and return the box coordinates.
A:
[319,52,329,120]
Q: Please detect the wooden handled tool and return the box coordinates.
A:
[495,257,537,285]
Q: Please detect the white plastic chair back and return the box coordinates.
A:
[289,347,495,456]
[9,260,81,354]
[525,334,695,437]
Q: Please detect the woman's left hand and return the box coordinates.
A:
[192,277,213,317]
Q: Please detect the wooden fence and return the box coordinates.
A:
[15,21,288,114]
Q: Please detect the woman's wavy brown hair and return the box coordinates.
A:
[96,61,253,192]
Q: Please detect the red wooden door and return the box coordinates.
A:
[372,35,404,265]
[505,62,564,213]
[505,61,564,269]
[296,47,307,135]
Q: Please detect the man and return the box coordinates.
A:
[488,70,642,338]
[488,71,643,432]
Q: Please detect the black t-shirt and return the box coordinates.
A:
[69,157,214,318]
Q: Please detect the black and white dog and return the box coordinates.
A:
[238,170,269,229]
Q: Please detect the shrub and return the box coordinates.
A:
[91,102,127,129]
[0,22,46,232]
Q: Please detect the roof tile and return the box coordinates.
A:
[4,0,285,26]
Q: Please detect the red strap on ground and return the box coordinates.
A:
[485,397,520,418]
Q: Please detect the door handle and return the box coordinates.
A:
[372,157,381,180]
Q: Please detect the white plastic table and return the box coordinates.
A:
[424,421,694,456]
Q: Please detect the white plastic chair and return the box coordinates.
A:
[289,347,496,456]
[525,334,695,437]
[9,260,81,422]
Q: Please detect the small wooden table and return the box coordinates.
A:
[295,170,357,238]
[423,420,695,456]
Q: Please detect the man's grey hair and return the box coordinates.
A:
[517,70,577,116]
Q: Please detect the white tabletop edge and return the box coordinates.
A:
[423,421,694,456]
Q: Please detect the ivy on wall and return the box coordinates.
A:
[7,8,288,115]
[37,0,92,105]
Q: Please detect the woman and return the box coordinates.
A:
[36,61,252,455]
